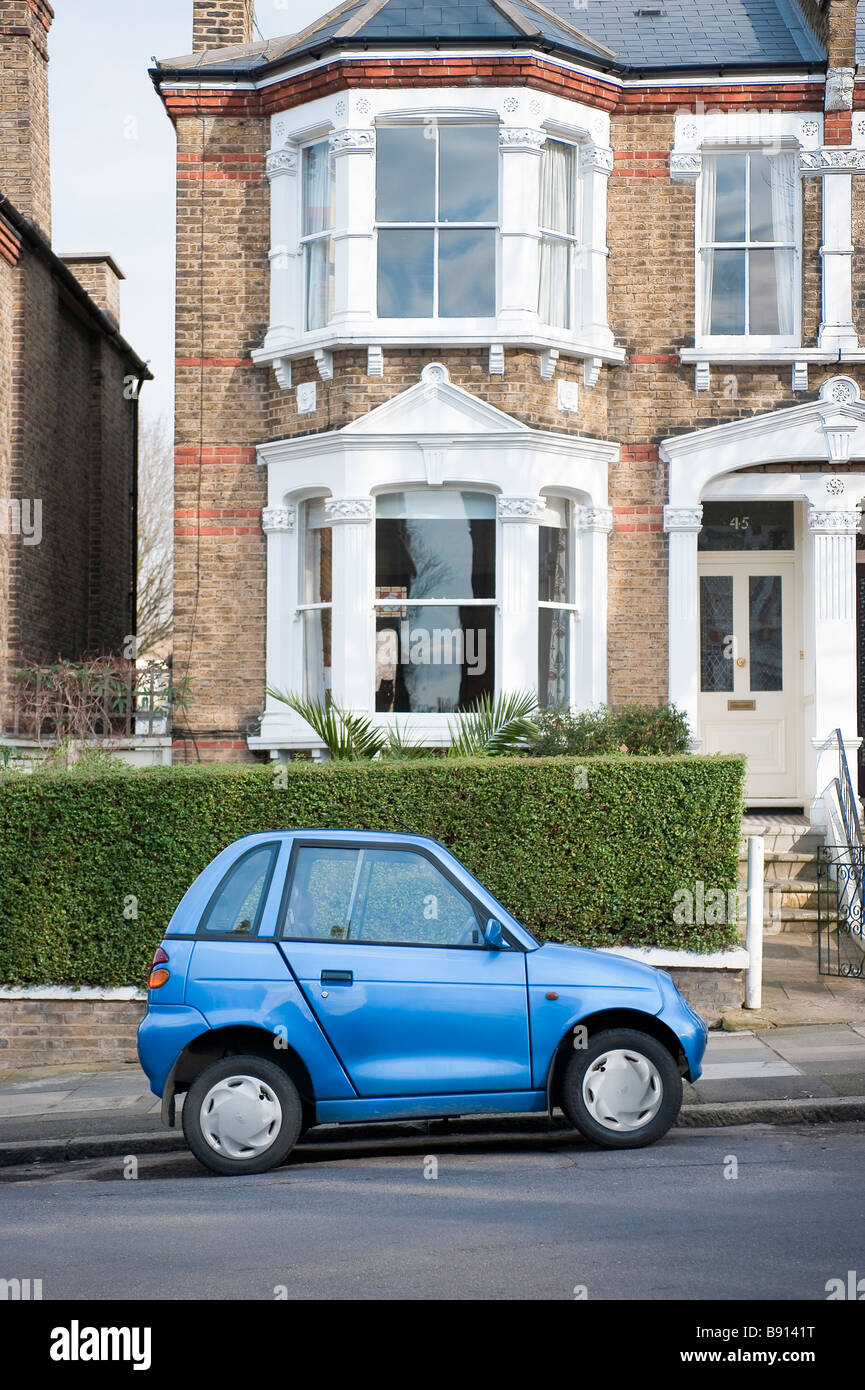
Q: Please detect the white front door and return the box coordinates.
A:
[698,558,799,802]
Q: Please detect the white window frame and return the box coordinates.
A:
[537,138,583,333]
[694,142,802,354]
[374,116,500,322]
[299,137,336,333]
[537,497,578,707]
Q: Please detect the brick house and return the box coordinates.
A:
[0,0,149,730]
[153,0,865,824]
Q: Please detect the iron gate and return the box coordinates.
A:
[817,845,865,978]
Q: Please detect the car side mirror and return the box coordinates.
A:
[484,918,505,949]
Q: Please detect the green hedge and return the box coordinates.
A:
[0,754,745,986]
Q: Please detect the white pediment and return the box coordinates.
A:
[342,362,530,437]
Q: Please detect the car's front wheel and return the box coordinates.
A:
[182,1055,303,1175]
[560,1027,682,1149]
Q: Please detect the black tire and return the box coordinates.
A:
[182,1054,303,1176]
[560,1027,682,1149]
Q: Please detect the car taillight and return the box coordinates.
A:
[148,946,170,990]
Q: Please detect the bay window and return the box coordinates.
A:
[374,490,496,713]
[538,498,576,707]
[299,501,332,700]
[538,140,580,330]
[302,140,336,331]
[375,124,499,319]
[699,149,798,342]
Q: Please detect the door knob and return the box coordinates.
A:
[736,657,746,667]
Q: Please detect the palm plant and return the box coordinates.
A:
[266,690,387,760]
[447,691,538,758]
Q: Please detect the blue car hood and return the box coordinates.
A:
[526,941,663,1008]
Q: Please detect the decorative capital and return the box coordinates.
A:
[575,505,613,534]
[325,497,374,525]
[266,149,298,180]
[808,505,862,536]
[329,128,375,155]
[670,151,702,182]
[262,505,296,534]
[800,146,865,175]
[579,142,613,176]
[664,505,703,533]
[497,496,545,522]
[825,67,855,113]
[498,126,546,153]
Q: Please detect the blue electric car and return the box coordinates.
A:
[137,830,707,1175]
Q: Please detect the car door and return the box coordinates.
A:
[277,840,532,1098]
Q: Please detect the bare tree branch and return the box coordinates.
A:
[137,413,173,658]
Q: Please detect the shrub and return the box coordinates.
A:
[0,754,744,987]
[527,703,691,758]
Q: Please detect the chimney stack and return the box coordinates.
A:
[0,0,54,239]
[192,0,256,52]
[59,255,125,330]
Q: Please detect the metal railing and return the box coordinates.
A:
[818,729,865,977]
[3,662,174,743]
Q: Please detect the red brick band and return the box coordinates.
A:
[0,220,22,267]
[175,357,256,368]
[174,446,258,466]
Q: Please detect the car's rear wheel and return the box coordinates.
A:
[560,1027,682,1149]
[182,1055,303,1175]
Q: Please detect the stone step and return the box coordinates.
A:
[739,832,823,856]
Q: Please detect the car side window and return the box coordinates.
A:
[199,843,278,935]
[282,844,484,947]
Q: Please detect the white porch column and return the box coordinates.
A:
[262,505,299,710]
[264,147,300,352]
[575,504,613,707]
[498,127,545,329]
[664,506,704,746]
[326,497,375,713]
[498,497,544,694]
[330,128,376,329]
[579,143,615,352]
[808,504,861,822]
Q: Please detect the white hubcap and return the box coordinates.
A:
[582,1049,663,1132]
[200,1075,283,1160]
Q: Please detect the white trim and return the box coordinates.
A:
[595,946,749,970]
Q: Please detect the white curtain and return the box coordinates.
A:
[539,142,573,328]
[304,142,333,331]
[699,154,718,337]
[769,154,796,336]
[543,528,569,707]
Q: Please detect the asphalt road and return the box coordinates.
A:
[1,1123,862,1301]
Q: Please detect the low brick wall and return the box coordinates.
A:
[0,999,145,1072]
[667,968,745,1028]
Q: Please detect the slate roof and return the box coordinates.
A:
[154,0,826,79]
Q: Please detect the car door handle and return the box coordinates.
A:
[320,970,353,985]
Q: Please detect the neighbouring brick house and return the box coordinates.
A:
[152,0,865,825]
[0,0,149,733]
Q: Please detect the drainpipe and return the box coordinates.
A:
[745,835,765,1009]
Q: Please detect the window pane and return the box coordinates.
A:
[540,140,577,235]
[306,237,334,330]
[712,154,747,242]
[439,125,498,223]
[750,575,783,692]
[539,524,572,603]
[539,236,571,327]
[438,229,496,316]
[377,229,434,317]
[539,608,571,708]
[375,604,494,713]
[749,248,794,335]
[303,141,334,236]
[707,249,746,334]
[700,575,734,693]
[303,609,332,702]
[356,849,482,946]
[201,845,277,935]
[698,502,795,552]
[377,512,495,599]
[284,847,360,940]
[376,126,436,221]
[750,152,795,242]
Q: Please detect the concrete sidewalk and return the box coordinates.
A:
[2,1020,865,1165]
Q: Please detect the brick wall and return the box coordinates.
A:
[0,0,53,239]
[0,999,145,1071]
[192,0,255,52]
